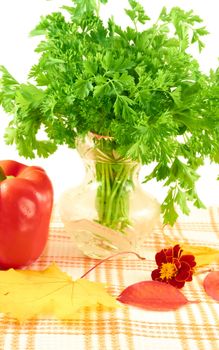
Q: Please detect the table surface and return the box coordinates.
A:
[1,207,219,350]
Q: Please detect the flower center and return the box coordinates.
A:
[160,262,177,280]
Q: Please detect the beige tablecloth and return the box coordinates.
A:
[0,207,219,350]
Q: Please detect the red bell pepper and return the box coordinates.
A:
[0,160,53,269]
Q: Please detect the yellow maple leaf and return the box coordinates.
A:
[164,235,219,268]
[181,245,219,268]
[0,263,118,321]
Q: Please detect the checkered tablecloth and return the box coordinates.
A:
[1,207,219,350]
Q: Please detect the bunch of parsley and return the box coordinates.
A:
[0,0,218,225]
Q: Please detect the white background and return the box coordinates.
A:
[0,0,218,206]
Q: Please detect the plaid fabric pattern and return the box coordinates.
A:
[0,207,219,350]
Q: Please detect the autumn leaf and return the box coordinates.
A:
[117,280,197,311]
[203,271,219,302]
[164,236,219,268]
[182,245,219,268]
[0,263,118,321]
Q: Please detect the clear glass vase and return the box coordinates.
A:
[59,135,160,259]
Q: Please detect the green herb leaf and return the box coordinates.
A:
[125,0,150,25]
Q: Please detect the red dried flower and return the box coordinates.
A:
[151,244,196,289]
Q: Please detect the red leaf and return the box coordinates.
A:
[117,281,193,311]
[203,271,219,301]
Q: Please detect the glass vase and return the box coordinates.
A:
[59,135,160,259]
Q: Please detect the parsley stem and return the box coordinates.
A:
[96,0,101,17]
[95,149,138,232]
